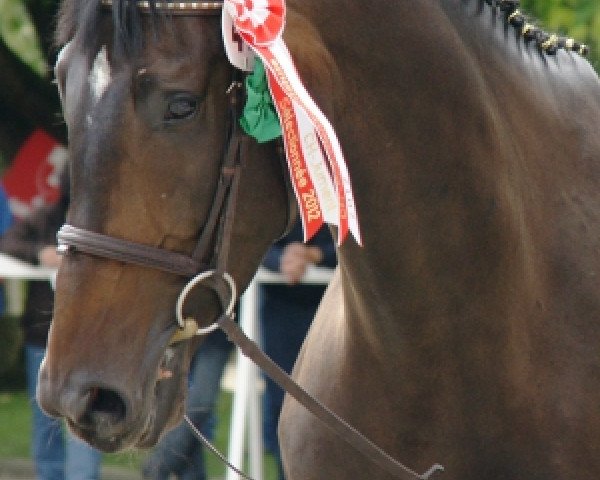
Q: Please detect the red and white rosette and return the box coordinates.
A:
[222,0,361,245]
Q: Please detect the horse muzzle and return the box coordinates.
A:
[36,344,188,452]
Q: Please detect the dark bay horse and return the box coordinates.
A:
[41,0,600,478]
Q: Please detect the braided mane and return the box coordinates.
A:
[482,0,589,57]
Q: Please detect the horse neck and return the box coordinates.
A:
[297,1,556,345]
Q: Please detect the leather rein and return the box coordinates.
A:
[56,2,443,479]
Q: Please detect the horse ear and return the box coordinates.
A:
[284,12,341,122]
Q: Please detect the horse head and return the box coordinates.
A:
[38,0,291,451]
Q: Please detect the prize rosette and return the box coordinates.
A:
[222,0,361,246]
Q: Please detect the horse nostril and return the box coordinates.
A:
[81,387,127,428]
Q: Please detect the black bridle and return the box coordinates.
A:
[56,2,443,478]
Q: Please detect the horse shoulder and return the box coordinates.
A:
[279,269,356,479]
[285,267,346,403]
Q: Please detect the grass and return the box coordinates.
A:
[0,389,279,479]
[0,391,30,457]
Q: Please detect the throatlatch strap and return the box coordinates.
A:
[184,415,253,480]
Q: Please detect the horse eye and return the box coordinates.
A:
[165,94,198,122]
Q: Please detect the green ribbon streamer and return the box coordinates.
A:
[240,58,282,143]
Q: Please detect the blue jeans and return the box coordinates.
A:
[25,344,102,480]
[143,331,232,480]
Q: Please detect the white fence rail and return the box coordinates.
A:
[226,266,333,480]
[0,253,56,315]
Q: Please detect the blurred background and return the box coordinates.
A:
[0,0,598,479]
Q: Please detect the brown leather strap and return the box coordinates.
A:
[190,158,238,266]
[215,145,243,274]
[217,314,445,480]
[57,224,204,276]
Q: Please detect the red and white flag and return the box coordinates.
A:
[1,129,67,219]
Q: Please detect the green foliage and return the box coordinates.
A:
[0,0,46,75]
[522,0,600,70]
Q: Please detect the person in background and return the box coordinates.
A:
[0,173,102,480]
[0,184,14,315]
[0,185,13,233]
[260,220,336,480]
[142,329,233,480]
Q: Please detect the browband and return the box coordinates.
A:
[99,0,224,15]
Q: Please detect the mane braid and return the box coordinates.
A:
[483,0,589,57]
